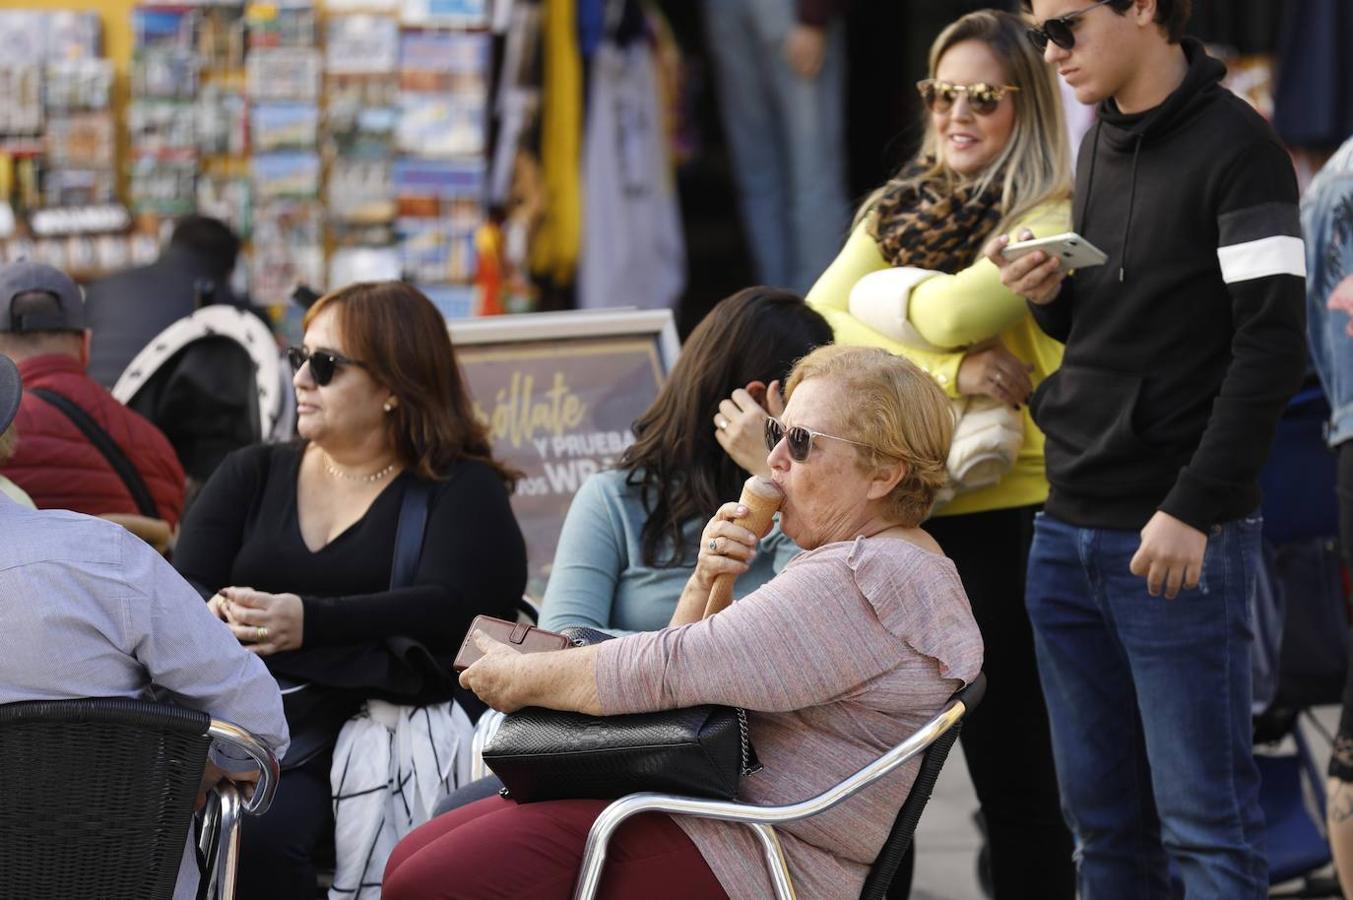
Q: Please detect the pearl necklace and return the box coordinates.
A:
[323,453,397,484]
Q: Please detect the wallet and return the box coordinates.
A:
[453,615,573,672]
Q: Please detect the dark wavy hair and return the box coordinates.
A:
[621,287,832,567]
[1022,0,1191,43]
[305,281,519,487]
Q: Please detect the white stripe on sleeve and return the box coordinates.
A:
[1217,235,1307,284]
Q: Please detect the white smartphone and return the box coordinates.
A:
[1001,232,1108,269]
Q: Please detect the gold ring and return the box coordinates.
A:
[256,625,268,641]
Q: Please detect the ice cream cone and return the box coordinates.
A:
[703,475,783,618]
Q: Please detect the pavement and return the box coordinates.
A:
[907,708,1347,900]
[910,745,986,900]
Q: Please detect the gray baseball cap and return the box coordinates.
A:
[0,354,19,435]
[0,260,85,333]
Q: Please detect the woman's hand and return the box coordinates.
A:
[460,632,602,714]
[957,343,1033,408]
[715,382,783,477]
[206,593,230,622]
[694,502,761,591]
[458,631,527,712]
[219,586,305,656]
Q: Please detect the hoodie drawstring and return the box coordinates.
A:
[1119,134,1143,283]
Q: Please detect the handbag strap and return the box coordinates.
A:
[736,707,762,776]
[28,387,159,518]
[390,478,432,589]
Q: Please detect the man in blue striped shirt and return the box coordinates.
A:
[0,354,288,900]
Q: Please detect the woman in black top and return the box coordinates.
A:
[175,281,526,899]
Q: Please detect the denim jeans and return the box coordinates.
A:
[1025,512,1267,899]
[701,0,849,294]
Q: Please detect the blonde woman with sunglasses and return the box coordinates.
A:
[390,346,982,900]
[805,9,1075,898]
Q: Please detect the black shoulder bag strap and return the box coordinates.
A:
[28,387,160,519]
[390,474,490,720]
[386,476,489,716]
[389,477,432,589]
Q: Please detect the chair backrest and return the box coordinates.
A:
[0,697,212,900]
[859,674,986,900]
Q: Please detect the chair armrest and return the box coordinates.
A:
[614,688,970,826]
[208,719,281,816]
[573,681,981,900]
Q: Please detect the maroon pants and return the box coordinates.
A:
[383,796,730,899]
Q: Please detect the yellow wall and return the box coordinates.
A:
[0,1,137,197]
[0,1,136,68]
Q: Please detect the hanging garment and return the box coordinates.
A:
[579,39,686,309]
[528,0,583,284]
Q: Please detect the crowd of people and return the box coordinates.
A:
[2,0,1352,898]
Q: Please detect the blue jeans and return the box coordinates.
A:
[1025,513,1267,899]
[701,0,849,294]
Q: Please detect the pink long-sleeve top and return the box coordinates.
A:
[595,535,983,899]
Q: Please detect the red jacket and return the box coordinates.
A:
[1,354,186,526]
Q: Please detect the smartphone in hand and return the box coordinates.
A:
[1001,232,1107,269]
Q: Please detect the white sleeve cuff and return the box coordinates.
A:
[847,267,944,348]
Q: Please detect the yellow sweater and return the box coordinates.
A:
[806,200,1070,516]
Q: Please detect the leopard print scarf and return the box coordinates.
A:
[872,159,1006,275]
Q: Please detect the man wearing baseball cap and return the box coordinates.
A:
[0,260,185,526]
[0,352,289,900]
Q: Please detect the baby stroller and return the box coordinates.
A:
[1254,381,1349,898]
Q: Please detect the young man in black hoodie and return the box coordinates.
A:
[989,1,1307,897]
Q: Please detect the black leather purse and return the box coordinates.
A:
[481,627,761,802]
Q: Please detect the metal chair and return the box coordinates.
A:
[572,674,985,900]
[0,697,280,900]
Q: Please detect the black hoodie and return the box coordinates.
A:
[1029,39,1307,532]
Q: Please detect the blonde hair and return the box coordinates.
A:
[785,346,954,527]
[860,9,1072,246]
[0,425,14,465]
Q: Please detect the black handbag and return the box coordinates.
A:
[481,626,761,802]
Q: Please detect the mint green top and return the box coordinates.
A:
[539,468,799,633]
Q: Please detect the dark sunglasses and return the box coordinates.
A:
[916,79,1019,116]
[764,416,874,463]
[287,346,366,387]
[1027,0,1116,52]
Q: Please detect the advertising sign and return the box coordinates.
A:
[449,309,679,600]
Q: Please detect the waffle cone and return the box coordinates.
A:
[703,476,783,618]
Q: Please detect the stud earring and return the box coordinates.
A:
[383,400,394,413]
